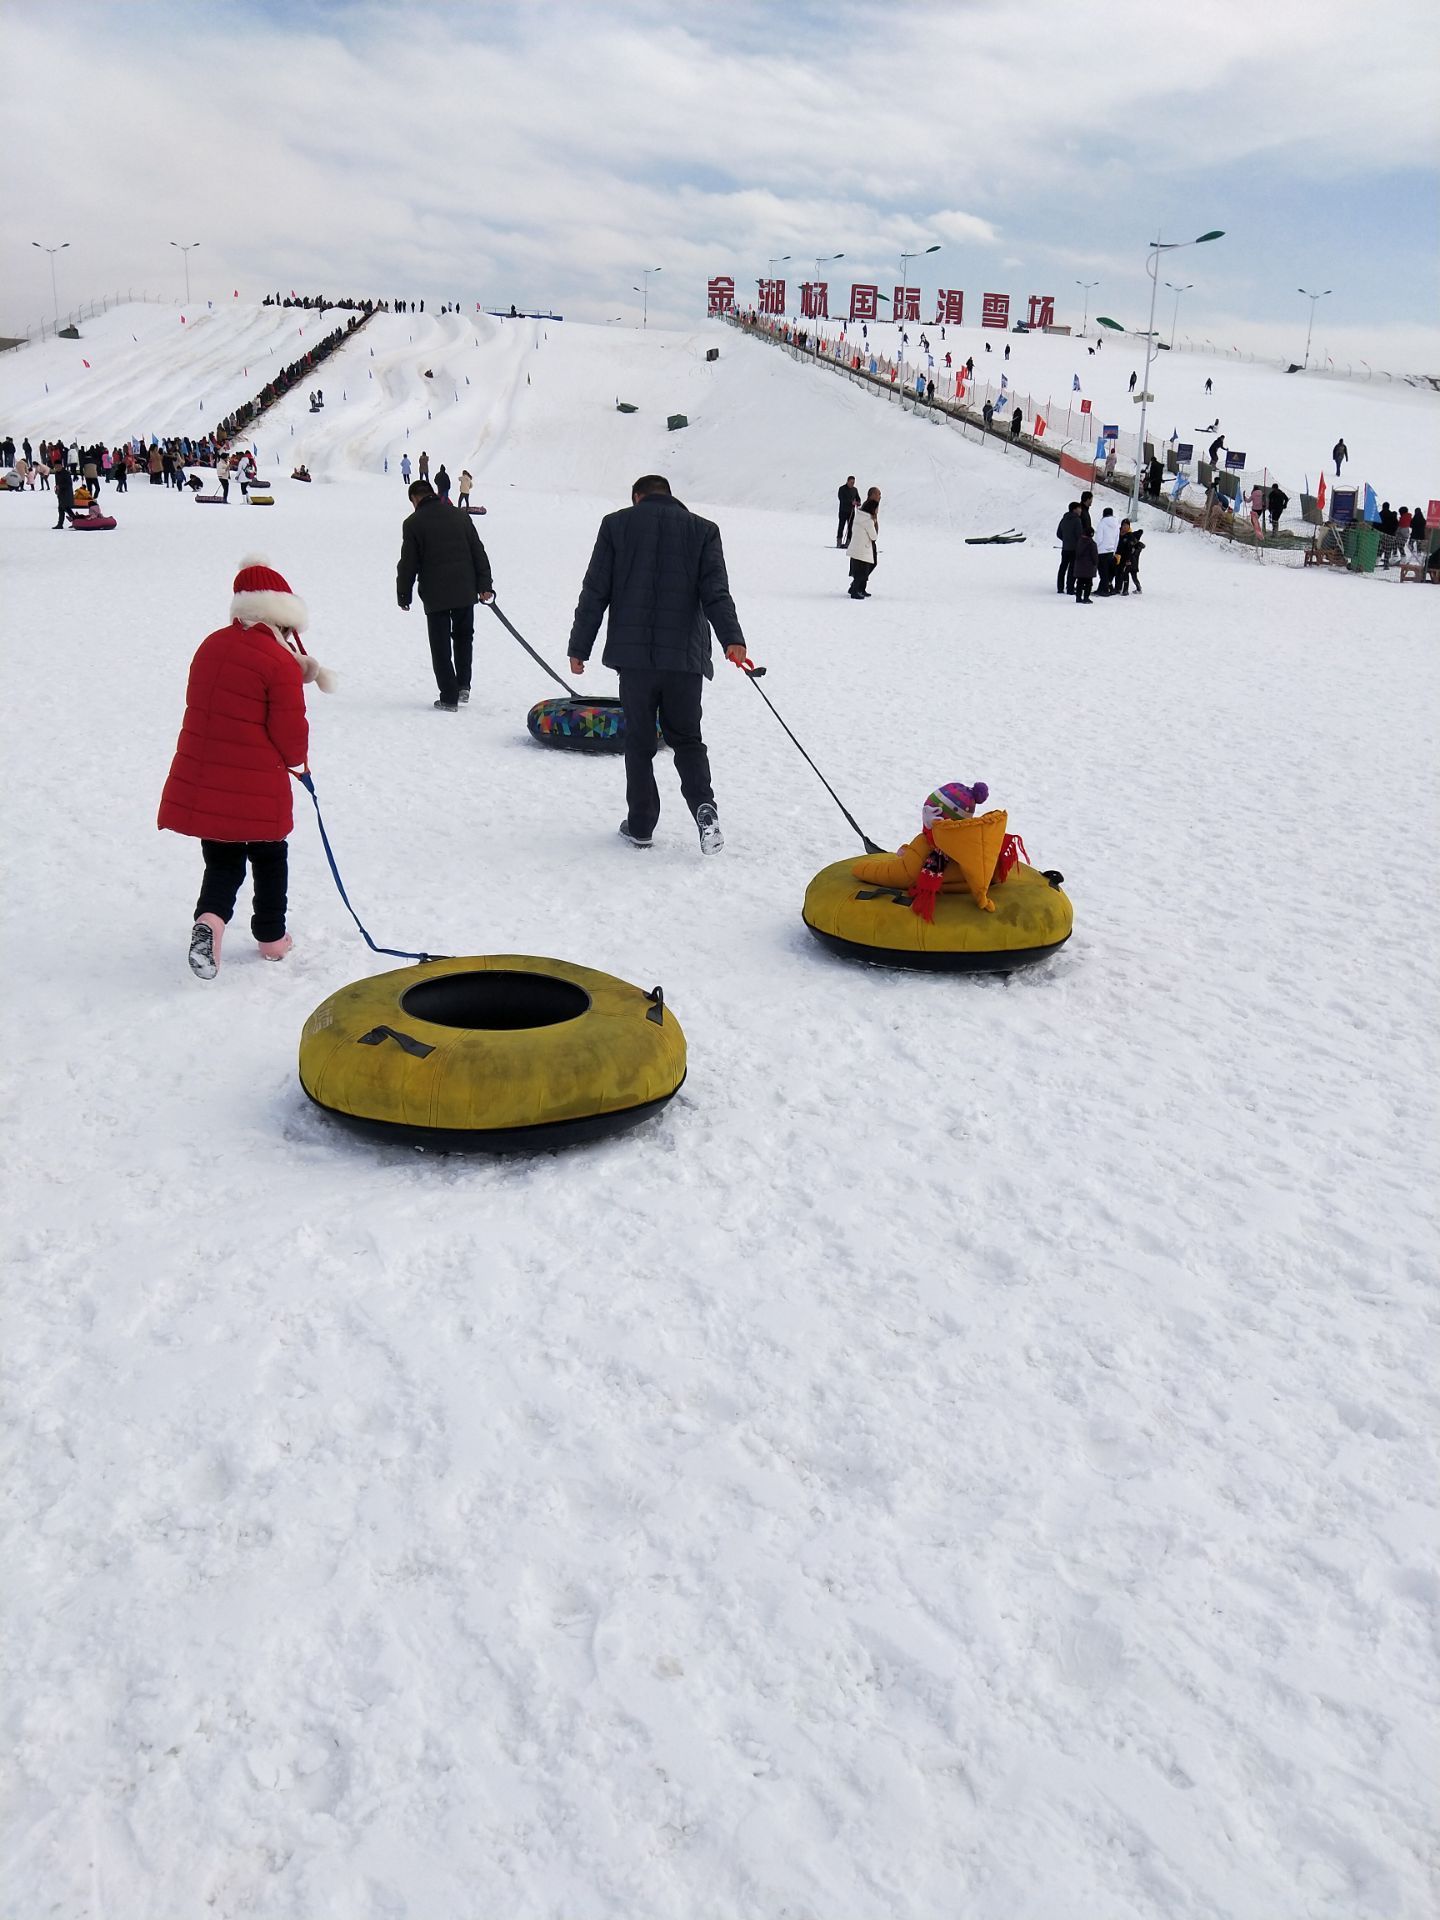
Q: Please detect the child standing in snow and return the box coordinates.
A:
[158,558,334,979]
[1074,528,1098,603]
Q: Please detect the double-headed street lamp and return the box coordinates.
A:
[1165,280,1193,349]
[1122,229,1225,515]
[813,251,843,319]
[898,243,941,323]
[170,240,200,304]
[632,265,662,328]
[32,240,69,332]
[1298,286,1331,370]
[1076,278,1099,337]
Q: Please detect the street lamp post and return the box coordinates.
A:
[897,243,940,326]
[31,241,70,332]
[1075,279,1099,338]
[1298,286,1331,370]
[1128,230,1224,516]
[1165,281,1193,350]
[169,240,200,304]
[631,266,662,328]
[812,252,843,323]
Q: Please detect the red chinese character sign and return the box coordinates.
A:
[893,286,921,322]
[707,276,735,316]
[935,289,964,325]
[849,283,879,322]
[801,281,830,319]
[982,293,1010,329]
[1026,295,1055,329]
[758,278,786,317]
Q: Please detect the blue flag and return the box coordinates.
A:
[1362,484,1379,523]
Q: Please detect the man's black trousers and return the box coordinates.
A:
[196,839,288,942]
[1097,554,1117,595]
[1056,551,1076,594]
[618,670,714,838]
[425,604,474,705]
[837,503,855,546]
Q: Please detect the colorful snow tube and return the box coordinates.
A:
[299,954,687,1153]
[803,858,1072,972]
[70,511,117,530]
[527,695,631,753]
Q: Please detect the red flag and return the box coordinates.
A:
[82,358,90,368]
[1317,474,1326,513]
[180,314,186,324]
[233,289,239,299]
[1034,414,1046,437]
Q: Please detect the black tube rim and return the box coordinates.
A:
[302,1074,686,1155]
[803,918,1070,974]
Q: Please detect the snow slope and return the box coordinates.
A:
[2,308,1437,1920]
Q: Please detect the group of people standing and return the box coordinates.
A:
[396,450,475,509]
[836,475,883,598]
[1056,495,1143,604]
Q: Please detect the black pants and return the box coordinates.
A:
[196,840,288,942]
[1097,554,1117,595]
[54,502,75,527]
[1057,551,1076,594]
[1075,576,1093,603]
[114,468,127,492]
[218,477,229,501]
[618,670,714,837]
[837,504,855,546]
[848,559,875,597]
[425,605,474,705]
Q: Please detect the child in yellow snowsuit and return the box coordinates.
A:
[853,781,1012,916]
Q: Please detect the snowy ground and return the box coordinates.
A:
[3,310,1438,1919]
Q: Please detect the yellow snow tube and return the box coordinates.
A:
[803,858,1072,972]
[299,954,687,1151]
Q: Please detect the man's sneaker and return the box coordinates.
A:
[457,688,470,704]
[188,913,224,980]
[696,803,725,856]
[618,818,653,848]
[433,699,459,712]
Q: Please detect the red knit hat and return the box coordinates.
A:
[231,553,307,633]
[230,553,335,691]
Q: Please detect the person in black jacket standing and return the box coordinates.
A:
[1056,501,1082,594]
[396,480,493,710]
[836,474,860,548]
[53,461,76,529]
[567,474,746,854]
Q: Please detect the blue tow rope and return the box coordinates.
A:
[294,770,442,963]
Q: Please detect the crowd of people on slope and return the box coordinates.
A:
[162,469,745,977]
[261,293,379,313]
[212,311,371,446]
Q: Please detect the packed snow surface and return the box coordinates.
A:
[2,309,1437,1919]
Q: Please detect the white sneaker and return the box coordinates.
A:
[696,803,724,855]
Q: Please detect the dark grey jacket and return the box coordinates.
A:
[567,494,744,678]
[397,496,492,612]
[1056,510,1081,551]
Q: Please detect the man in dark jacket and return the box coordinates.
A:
[1055,501,1082,594]
[836,475,860,548]
[567,474,746,854]
[53,462,76,529]
[1267,482,1289,536]
[396,480,493,710]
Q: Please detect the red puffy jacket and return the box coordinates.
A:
[158,621,309,841]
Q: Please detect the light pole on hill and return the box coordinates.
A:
[1165,281,1193,349]
[1110,229,1224,518]
[1298,287,1331,370]
[170,241,200,304]
[634,265,662,328]
[1075,279,1099,338]
[813,252,843,324]
[32,241,69,332]
[898,243,940,325]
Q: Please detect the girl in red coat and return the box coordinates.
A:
[159,556,333,979]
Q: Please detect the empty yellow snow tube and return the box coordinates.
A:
[299,954,687,1152]
[803,858,1072,972]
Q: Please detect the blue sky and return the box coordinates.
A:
[7,0,1438,369]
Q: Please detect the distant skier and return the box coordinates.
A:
[1208,433,1226,467]
[1332,437,1348,476]
[1128,370,1138,393]
[159,557,334,980]
[1204,377,1213,394]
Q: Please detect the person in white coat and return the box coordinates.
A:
[848,496,879,598]
[1095,506,1120,595]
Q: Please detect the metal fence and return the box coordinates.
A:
[0,292,179,353]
